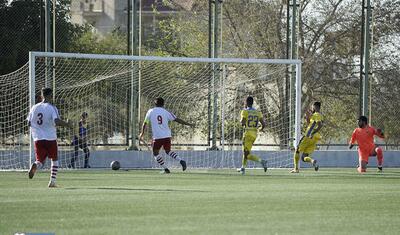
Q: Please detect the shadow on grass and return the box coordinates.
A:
[64,187,209,192]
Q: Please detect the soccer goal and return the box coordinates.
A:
[0,51,301,170]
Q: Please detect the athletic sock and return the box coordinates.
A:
[376,147,383,167]
[50,160,59,182]
[241,155,248,168]
[35,161,43,169]
[247,154,261,162]
[168,151,182,161]
[294,152,300,170]
[154,155,168,169]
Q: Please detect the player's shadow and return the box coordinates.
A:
[65,187,209,192]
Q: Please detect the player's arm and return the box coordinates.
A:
[375,128,385,139]
[139,111,151,140]
[26,107,34,127]
[240,110,247,128]
[55,118,72,128]
[174,118,195,128]
[241,118,246,128]
[52,107,72,128]
[139,116,150,140]
[139,122,147,140]
[304,109,312,124]
[349,130,357,149]
[311,121,323,136]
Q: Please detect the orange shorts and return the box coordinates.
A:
[358,147,375,162]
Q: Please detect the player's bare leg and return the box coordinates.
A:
[290,149,300,173]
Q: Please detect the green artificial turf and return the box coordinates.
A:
[1,168,399,235]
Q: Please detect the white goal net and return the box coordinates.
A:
[0,52,301,170]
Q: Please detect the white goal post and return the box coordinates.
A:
[1,51,302,170]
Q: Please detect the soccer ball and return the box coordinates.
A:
[110,161,120,170]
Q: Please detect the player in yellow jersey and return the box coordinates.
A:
[290,101,323,173]
[238,96,268,175]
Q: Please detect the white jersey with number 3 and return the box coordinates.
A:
[27,102,60,141]
[144,107,176,140]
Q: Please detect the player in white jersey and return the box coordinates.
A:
[139,97,195,173]
[27,88,71,187]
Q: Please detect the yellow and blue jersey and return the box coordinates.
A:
[240,108,263,135]
[305,112,323,140]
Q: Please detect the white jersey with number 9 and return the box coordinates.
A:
[144,107,176,140]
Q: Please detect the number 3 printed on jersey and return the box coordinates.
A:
[157,115,163,124]
[37,113,43,125]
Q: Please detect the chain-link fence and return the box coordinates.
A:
[1,0,400,148]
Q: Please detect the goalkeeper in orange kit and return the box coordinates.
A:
[349,116,385,173]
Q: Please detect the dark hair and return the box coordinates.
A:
[82,112,88,118]
[358,115,368,123]
[41,87,52,97]
[246,96,254,106]
[155,97,164,107]
[313,101,321,109]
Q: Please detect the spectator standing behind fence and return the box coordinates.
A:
[69,112,90,168]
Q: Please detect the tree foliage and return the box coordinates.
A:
[146,0,400,146]
[0,0,86,75]
[1,0,400,147]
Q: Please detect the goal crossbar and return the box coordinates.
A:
[29,51,301,65]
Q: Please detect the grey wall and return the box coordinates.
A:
[89,150,400,168]
[2,150,398,169]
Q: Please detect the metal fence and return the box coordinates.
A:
[1,0,399,148]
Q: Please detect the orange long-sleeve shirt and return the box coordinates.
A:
[350,125,384,153]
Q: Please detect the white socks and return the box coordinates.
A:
[168,151,182,161]
[50,160,59,182]
[154,155,168,169]
[34,161,43,169]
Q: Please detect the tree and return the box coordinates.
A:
[369,0,400,147]
[0,0,86,75]
[145,0,400,147]
[69,28,127,55]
